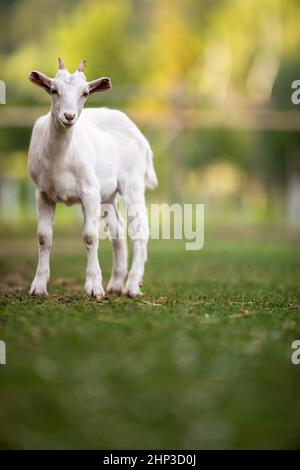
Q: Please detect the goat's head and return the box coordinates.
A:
[28,58,111,128]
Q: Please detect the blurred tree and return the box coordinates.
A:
[1,0,300,223]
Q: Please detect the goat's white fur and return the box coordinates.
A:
[28,60,157,298]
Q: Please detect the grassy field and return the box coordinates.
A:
[0,231,300,449]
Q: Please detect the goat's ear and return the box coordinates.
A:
[28,71,52,94]
[88,77,112,95]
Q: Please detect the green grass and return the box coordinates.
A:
[0,232,300,449]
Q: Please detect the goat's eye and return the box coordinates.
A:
[51,89,58,95]
[82,91,89,98]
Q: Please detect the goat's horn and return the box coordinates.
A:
[58,57,65,69]
[77,60,86,72]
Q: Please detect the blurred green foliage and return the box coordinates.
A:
[1,0,300,103]
[1,0,300,227]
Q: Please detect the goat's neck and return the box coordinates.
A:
[44,113,74,161]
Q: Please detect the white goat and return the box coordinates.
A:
[28,58,157,299]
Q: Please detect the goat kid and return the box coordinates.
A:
[28,58,157,299]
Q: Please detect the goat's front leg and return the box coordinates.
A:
[81,190,105,299]
[30,192,56,296]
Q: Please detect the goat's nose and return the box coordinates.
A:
[64,112,75,121]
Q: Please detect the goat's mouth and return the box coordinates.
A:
[59,119,75,128]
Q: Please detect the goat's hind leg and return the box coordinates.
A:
[122,184,149,297]
[106,201,128,295]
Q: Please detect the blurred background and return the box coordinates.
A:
[0,0,300,231]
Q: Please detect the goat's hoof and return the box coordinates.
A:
[85,290,106,301]
[29,279,48,297]
[124,284,143,298]
[84,278,105,300]
[107,287,123,296]
[107,278,124,296]
[126,290,143,298]
[30,290,48,297]
[95,293,107,302]
[85,289,106,300]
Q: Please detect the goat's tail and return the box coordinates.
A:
[145,146,158,190]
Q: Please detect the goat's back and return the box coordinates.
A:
[82,107,146,147]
